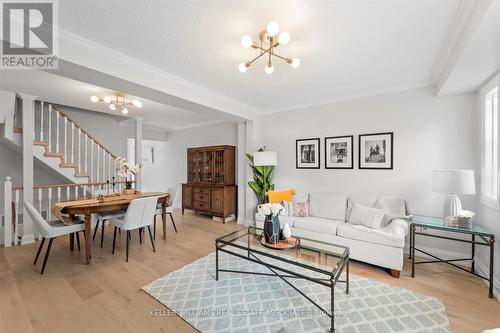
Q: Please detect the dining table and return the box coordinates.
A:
[54,191,170,264]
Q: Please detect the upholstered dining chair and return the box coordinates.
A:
[109,196,159,262]
[92,189,126,247]
[24,201,85,274]
[153,187,179,239]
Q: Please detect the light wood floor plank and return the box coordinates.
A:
[0,210,498,333]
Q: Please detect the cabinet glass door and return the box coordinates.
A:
[200,150,213,183]
[214,149,225,183]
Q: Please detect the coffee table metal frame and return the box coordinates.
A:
[215,226,349,333]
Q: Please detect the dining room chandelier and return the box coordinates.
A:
[90,91,142,115]
[239,21,300,74]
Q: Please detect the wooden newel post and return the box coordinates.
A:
[4,177,12,247]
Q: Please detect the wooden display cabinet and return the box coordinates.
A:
[182,145,237,223]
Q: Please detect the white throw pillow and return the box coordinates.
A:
[349,203,385,229]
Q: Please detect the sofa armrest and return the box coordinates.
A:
[389,218,409,236]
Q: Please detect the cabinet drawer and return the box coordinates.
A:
[194,192,210,203]
[193,187,210,195]
[193,200,210,211]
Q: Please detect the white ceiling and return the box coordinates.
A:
[58,0,463,113]
[439,0,500,95]
[0,70,214,130]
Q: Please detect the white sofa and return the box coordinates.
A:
[255,192,411,277]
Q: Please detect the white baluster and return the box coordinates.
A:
[66,186,70,200]
[103,148,106,182]
[4,177,12,247]
[48,106,52,151]
[82,185,86,199]
[75,185,79,200]
[90,140,94,181]
[14,190,20,245]
[64,117,68,161]
[56,112,60,152]
[78,129,81,169]
[48,187,52,220]
[97,145,100,182]
[84,136,88,174]
[40,102,44,141]
[71,123,75,163]
[108,155,111,184]
[57,187,61,205]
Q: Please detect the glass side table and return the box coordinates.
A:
[410,215,495,298]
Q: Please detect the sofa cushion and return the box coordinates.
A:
[349,203,385,229]
[376,196,409,226]
[308,192,347,221]
[346,195,379,221]
[293,192,309,217]
[336,219,408,248]
[293,216,344,235]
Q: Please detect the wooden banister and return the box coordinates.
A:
[12,180,132,191]
[49,104,117,159]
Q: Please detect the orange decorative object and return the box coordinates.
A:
[266,189,296,203]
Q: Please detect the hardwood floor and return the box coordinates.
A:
[0,211,499,333]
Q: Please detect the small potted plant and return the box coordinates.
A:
[115,157,142,195]
[258,203,284,244]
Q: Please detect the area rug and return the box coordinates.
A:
[142,251,451,333]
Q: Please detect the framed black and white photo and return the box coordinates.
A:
[142,145,154,164]
[359,132,393,169]
[325,136,353,169]
[296,138,320,169]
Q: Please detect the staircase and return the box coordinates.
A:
[1,94,118,184]
[1,92,128,247]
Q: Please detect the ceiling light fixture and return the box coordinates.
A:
[90,91,142,114]
[239,22,300,74]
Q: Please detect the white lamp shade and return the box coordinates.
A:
[432,169,476,195]
[254,151,278,166]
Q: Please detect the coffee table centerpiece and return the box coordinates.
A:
[258,202,285,244]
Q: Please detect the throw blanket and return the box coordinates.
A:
[51,192,167,225]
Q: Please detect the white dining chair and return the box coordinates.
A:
[109,196,159,262]
[24,201,85,274]
[153,187,178,239]
[92,189,126,248]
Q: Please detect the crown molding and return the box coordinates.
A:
[431,0,493,96]
[264,81,433,115]
[57,29,261,120]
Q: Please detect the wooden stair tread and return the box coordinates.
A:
[13,127,22,133]
[44,152,64,157]
[74,173,90,177]
[60,163,78,168]
[33,140,48,147]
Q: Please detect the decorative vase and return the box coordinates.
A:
[282,224,292,239]
[264,215,280,244]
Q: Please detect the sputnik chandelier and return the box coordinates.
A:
[90,91,142,115]
[239,21,300,74]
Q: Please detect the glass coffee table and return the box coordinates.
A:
[215,226,350,333]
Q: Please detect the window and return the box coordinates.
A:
[483,86,499,205]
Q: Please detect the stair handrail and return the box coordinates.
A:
[11,180,133,191]
[49,104,117,159]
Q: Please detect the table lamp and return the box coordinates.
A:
[432,169,476,217]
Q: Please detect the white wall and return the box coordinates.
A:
[164,121,238,207]
[252,87,478,255]
[127,138,169,193]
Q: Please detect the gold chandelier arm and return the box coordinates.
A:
[246,44,273,66]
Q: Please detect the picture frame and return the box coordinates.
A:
[142,145,154,164]
[325,135,353,169]
[359,132,393,169]
[296,138,320,169]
